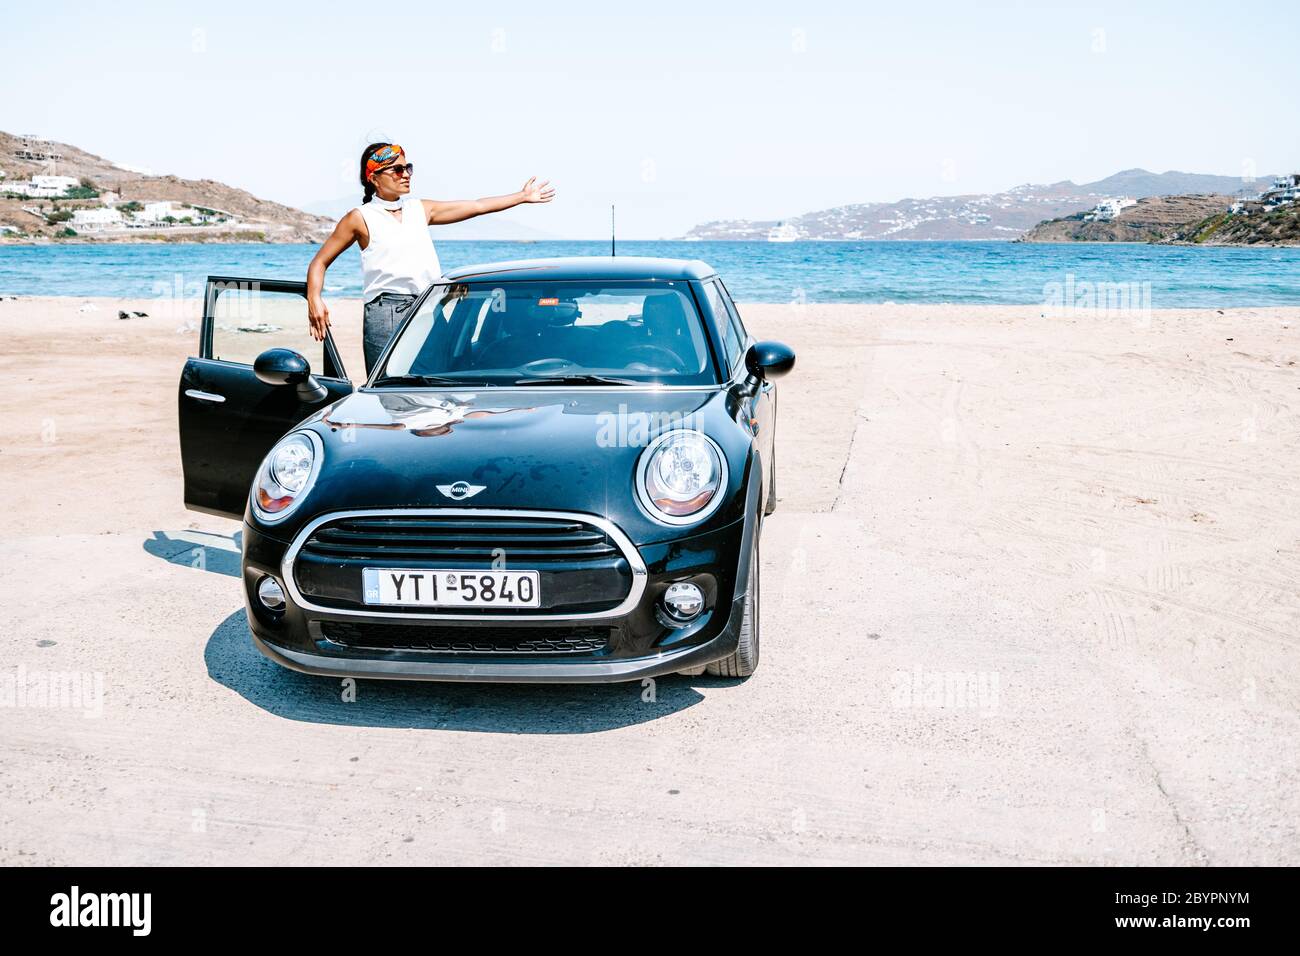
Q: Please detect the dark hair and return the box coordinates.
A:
[359,141,392,204]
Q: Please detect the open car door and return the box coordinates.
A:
[178,276,353,520]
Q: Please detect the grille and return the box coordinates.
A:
[320,621,611,655]
[298,514,621,563]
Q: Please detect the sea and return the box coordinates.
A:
[1,240,1297,307]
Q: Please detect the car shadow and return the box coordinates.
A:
[143,529,242,578]
[202,608,719,733]
[146,528,724,732]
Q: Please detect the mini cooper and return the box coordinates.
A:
[178,257,794,682]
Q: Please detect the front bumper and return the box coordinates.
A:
[240,508,748,683]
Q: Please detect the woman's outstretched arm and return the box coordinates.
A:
[306,209,366,341]
[423,177,556,225]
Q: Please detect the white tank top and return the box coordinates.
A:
[356,198,442,301]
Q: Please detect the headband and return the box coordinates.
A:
[365,144,404,181]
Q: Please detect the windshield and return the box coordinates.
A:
[373,280,719,386]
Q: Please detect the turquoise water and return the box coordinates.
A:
[1,240,1297,306]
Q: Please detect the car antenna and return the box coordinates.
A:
[610,204,616,257]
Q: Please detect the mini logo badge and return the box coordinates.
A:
[437,480,486,500]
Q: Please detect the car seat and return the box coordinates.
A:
[638,292,693,369]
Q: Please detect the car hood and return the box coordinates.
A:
[284,386,752,542]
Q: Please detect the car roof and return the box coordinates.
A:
[441,256,719,283]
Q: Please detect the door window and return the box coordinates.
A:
[716,279,750,350]
[208,281,325,370]
[705,280,742,372]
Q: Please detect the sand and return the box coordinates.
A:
[1,295,1298,864]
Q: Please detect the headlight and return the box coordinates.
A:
[636,430,728,525]
[252,431,322,522]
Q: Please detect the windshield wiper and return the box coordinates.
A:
[513,374,638,386]
[372,374,490,387]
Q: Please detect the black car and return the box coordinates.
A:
[178,257,794,682]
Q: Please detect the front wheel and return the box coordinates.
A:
[707,532,760,678]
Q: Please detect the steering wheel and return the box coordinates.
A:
[623,344,684,371]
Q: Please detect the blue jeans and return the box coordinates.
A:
[363,293,417,375]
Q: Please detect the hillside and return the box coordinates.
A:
[0,131,332,242]
[1168,203,1300,246]
[682,169,1267,241]
[1081,168,1260,197]
[1019,194,1235,243]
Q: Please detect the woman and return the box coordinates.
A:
[307,142,555,374]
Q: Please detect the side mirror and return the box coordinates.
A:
[254,348,328,403]
[744,340,796,382]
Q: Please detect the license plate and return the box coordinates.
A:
[362,568,541,608]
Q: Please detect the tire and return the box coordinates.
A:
[707,530,760,678]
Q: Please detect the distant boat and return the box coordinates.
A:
[767,222,799,242]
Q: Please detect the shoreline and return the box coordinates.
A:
[1016,237,1300,248]
[4,295,1299,315]
[6,235,1300,247]
[0,233,301,246]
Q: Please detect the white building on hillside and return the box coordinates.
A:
[15,136,62,162]
[1085,196,1137,222]
[1261,174,1300,207]
[32,175,79,192]
[3,175,80,198]
[71,207,125,232]
[190,205,234,224]
[135,201,178,222]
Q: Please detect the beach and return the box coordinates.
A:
[2,295,1298,864]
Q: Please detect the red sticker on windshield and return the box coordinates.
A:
[537,297,559,306]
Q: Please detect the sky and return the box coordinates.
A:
[2,0,1297,238]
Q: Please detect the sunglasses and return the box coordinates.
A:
[379,163,415,178]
